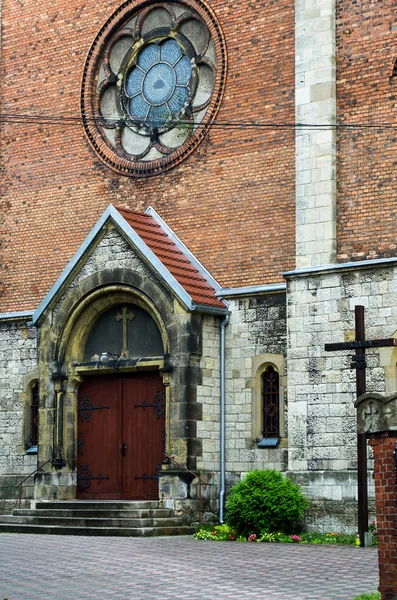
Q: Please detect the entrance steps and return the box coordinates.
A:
[0,500,195,537]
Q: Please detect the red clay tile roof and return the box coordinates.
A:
[116,207,226,310]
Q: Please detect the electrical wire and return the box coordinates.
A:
[0,111,396,130]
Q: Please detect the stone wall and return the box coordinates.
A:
[197,292,287,508]
[286,262,397,530]
[295,0,336,268]
[0,319,38,512]
[53,225,174,314]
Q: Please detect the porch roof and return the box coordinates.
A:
[32,205,227,325]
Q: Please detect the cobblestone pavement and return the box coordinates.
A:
[0,534,378,600]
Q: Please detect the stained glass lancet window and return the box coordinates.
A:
[30,383,39,450]
[262,366,280,438]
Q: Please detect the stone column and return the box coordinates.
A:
[356,392,397,600]
[295,0,337,268]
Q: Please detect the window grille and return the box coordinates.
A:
[30,383,39,448]
[262,366,280,438]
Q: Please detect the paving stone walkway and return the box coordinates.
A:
[0,534,378,600]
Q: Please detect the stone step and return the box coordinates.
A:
[12,508,174,519]
[34,500,160,510]
[0,500,192,537]
[0,523,194,537]
[0,515,184,528]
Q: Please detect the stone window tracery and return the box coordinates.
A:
[81,0,227,177]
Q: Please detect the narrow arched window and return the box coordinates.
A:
[262,366,280,438]
[29,383,39,450]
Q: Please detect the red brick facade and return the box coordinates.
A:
[336,1,397,263]
[369,433,397,600]
[0,0,295,313]
[2,1,397,313]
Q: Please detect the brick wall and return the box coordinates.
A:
[369,433,397,600]
[0,0,295,314]
[336,1,397,262]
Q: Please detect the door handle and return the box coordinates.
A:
[121,442,127,457]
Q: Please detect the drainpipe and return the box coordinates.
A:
[219,312,230,523]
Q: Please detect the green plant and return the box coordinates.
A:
[213,523,237,540]
[368,520,377,534]
[193,528,217,540]
[258,532,277,543]
[351,594,380,600]
[225,470,309,537]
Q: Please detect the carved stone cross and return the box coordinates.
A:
[364,402,379,430]
[116,305,134,357]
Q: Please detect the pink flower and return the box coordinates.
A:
[248,534,257,542]
[290,535,302,543]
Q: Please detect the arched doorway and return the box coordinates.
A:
[65,296,168,500]
[77,372,165,499]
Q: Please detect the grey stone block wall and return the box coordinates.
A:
[53,226,173,316]
[197,293,287,498]
[286,264,397,530]
[0,320,38,511]
[225,295,287,476]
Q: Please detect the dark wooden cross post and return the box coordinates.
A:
[325,305,397,546]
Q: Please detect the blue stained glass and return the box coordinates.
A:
[125,39,191,127]
[143,63,176,105]
[160,40,182,66]
[125,68,144,98]
[138,44,159,70]
[168,86,188,113]
[174,56,192,85]
[130,94,151,120]
[147,104,171,127]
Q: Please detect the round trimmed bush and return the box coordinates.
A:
[225,470,309,536]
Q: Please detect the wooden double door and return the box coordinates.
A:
[76,373,165,500]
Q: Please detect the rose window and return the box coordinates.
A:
[81,1,227,177]
[125,41,192,128]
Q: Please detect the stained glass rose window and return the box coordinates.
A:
[81,1,227,177]
[124,40,192,128]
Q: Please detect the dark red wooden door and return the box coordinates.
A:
[77,373,164,500]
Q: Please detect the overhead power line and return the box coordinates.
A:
[0,112,397,130]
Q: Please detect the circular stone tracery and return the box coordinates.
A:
[81,0,227,177]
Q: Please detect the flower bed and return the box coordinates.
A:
[193,522,378,546]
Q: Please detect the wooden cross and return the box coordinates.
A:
[325,305,397,546]
[116,305,134,358]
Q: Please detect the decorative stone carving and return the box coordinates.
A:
[355,392,397,435]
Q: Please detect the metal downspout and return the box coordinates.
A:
[219,313,230,523]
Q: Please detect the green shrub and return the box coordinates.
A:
[225,470,309,536]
